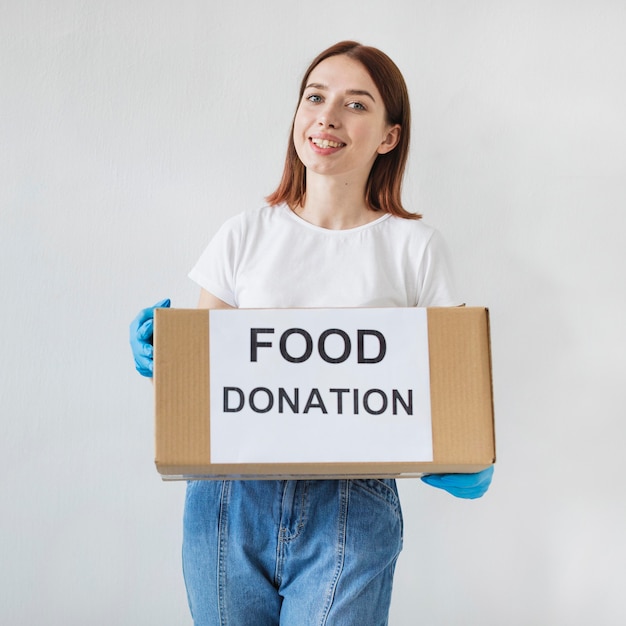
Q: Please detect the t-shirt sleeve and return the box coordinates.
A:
[188,216,242,307]
[415,229,463,307]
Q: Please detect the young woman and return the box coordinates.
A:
[130,41,493,626]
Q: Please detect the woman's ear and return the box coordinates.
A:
[377,124,401,155]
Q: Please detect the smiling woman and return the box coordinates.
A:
[130,39,493,626]
[266,40,415,223]
[292,54,401,199]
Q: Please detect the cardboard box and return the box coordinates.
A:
[154,307,495,480]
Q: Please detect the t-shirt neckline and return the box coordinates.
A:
[282,204,391,234]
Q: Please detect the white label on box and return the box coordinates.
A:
[209,308,432,464]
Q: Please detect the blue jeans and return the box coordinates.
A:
[182,479,404,625]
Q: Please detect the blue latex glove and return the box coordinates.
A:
[129,298,171,377]
[421,466,494,499]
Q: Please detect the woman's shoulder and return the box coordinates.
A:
[384,213,439,241]
[209,205,278,242]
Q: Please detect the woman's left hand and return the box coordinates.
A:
[421,466,494,499]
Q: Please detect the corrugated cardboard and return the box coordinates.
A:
[153,307,495,480]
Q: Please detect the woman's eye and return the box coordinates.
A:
[306,94,322,103]
[347,101,366,111]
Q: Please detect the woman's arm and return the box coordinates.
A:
[197,288,234,310]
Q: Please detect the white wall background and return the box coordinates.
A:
[2,1,625,624]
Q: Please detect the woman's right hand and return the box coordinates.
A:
[129,298,171,377]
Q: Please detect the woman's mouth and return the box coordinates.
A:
[310,137,345,149]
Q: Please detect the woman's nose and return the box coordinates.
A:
[317,105,340,129]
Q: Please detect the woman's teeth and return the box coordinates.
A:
[312,138,344,148]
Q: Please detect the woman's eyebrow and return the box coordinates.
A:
[304,83,376,102]
[346,89,376,102]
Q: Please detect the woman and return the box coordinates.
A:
[131,41,493,626]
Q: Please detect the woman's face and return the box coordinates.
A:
[293,54,400,183]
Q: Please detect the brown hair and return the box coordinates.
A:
[266,41,420,219]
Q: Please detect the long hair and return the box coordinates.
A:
[266,41,419,219]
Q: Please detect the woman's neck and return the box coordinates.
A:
[293,171,380,230]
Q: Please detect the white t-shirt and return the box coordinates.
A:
[189,204,461,309]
